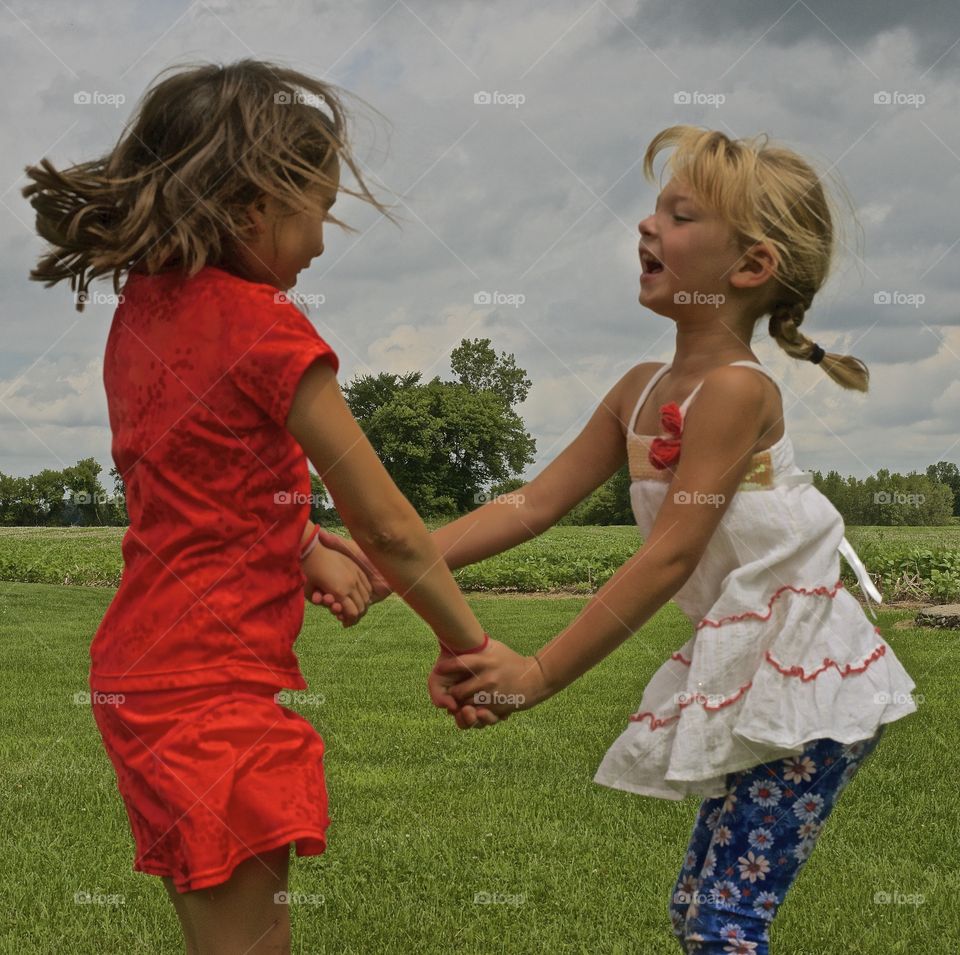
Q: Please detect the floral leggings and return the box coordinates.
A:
[669,727,885,954]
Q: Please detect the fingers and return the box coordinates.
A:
[449,678,485,704]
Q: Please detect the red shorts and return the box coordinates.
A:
[90,680,330,893]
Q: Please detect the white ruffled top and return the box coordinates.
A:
[593,360,917,801]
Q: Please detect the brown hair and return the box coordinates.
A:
[22,58,395,311]
[643,125,869,392]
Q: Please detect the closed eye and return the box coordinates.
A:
[673,215,691,222]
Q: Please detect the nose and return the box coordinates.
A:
[638,214,655,237]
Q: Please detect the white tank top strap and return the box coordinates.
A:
[678,360,781,417]
[627,363,672,434]
[725,359,782,397]
[627,359,780,433]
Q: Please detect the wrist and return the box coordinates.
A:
[300,524,321,561]
[438,631,490,657]
[530,651,557,703]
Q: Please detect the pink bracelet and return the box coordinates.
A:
[300,525,321,561]
[438,631,491,657]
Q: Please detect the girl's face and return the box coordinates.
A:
[235,160,340,291]
[637,176,746,317]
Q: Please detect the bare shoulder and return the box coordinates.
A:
[693,364,783,452]
[614,361,668,432]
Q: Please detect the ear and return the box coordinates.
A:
[729,241,778,291]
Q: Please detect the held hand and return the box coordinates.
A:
[432,638,548,720]
[428,652,503,730]
[313,528,393,602]
[302,542,373,627]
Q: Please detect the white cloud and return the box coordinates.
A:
[1,0,957,483]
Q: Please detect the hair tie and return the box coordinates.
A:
[808,343,825,365]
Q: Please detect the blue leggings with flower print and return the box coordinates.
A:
[669,727,885,954]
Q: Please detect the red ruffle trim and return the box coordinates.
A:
[630,636,887,731]
[696,579,846,630]
[648,401,684,470]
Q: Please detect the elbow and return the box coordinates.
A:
[351,518,423,559]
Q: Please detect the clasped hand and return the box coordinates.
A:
[305,529,547,729]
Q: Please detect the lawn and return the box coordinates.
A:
[0,581,954,953]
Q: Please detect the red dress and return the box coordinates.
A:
[89,264,337,892]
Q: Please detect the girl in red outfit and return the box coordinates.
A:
[23,59,502,955]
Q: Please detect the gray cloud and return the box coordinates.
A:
[1,0,956,483]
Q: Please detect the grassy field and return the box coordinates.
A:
[3,523,960,600]
[0,581,955,954]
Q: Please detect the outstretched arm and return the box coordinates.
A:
[439,366,770,714]
[432,366,660,569]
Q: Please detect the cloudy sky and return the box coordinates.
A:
[1,0,958,485]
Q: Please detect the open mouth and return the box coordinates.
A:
[640,250,665,275]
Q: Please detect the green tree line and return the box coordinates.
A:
[2,340,958,528]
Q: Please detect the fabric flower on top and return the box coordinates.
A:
[648,400,684,470]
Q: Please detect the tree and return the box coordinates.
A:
[926,461,960,516]
[450,338,531,407]
[341,339,537,517]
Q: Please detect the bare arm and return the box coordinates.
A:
[442,366,769,707]
[286,361,485,653]
[431,365,656,569]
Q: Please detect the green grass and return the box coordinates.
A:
[4,524,960,600]
[0,582,955,953]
